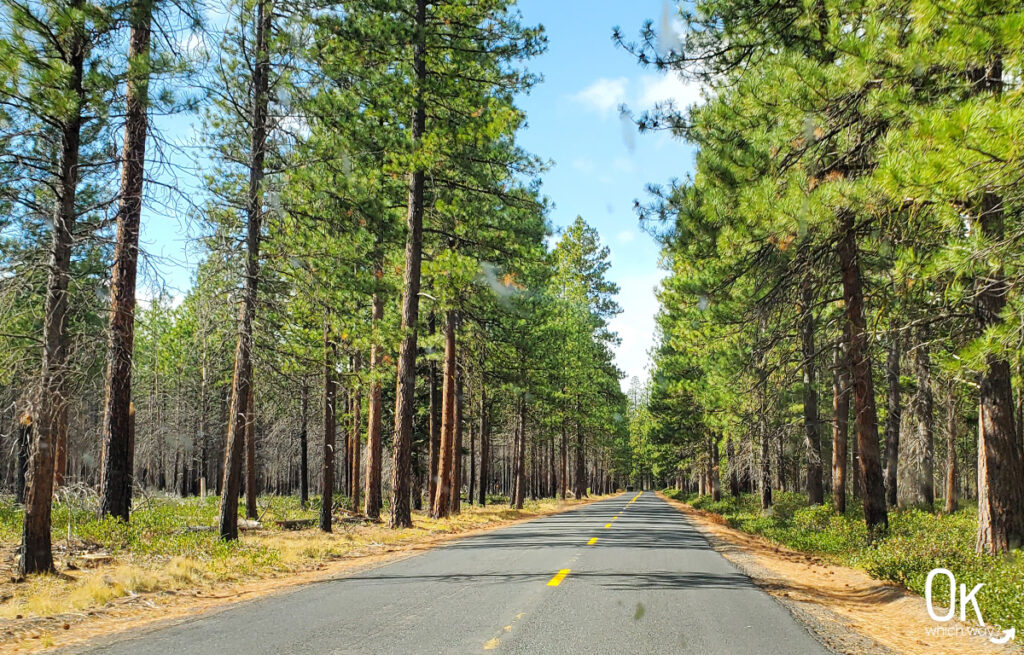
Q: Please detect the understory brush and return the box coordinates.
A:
[663,489,1024,631]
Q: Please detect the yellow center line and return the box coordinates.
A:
[612,516,618,520]
[587,537,598,545]
[547,569,571,587]
[604,522,611,528]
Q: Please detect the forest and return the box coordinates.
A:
[0,0,630,578]
[621,0,1024,630]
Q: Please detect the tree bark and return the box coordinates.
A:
[426,316,440,514]
[832,344,850,514]
[21,5,86,573]
[799,276,824,504]
[98,0,152,518]
[836,210,888,532]
[389,0,426,530]
[945,381,958,514]
[560,423,567,499]
[573,419,586,499]
[758,363,772,511]
[883,331,901,507]
[320,333,337,533]
[16,415,31,505]
[478,376,488,506]
[299,381,309,508]
[350,353,362,512]
[218,0,271,541]
[433,310,457,518]
[913,330,935,510]
[244,383,258,519]
[450,368,463,514]
[512,395,527,509]
[364,285,384,519]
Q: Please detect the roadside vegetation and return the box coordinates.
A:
[664,489,1024,633]
[0,492,598,621]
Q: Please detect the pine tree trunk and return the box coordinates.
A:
[433,310,457,518]
[389,0,427,529]
[299,381,309,508]
[21,7,86,573]
[450,369,463,514]
[836,210,888,532]
[758,365,772,510]
[799,277,824,504]
[710,434,721,501]
[832,344,850,515]
[350,353,362,512]
[218,0,270,541]
[364,287,384,519]
[478,378,488,506]
[468,420,476,506]
[727,435,739,497]
[244,383,258,519]
[913,330,935,510]
[573,420,586,499]
[98,0,152,516]
[512,395,527,509]
[426,323,440,513]
[945,381,958,514]
[16,416,31,505]
[883,332,901,507]
[320,332,337,533]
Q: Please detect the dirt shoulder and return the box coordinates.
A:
[658,492,1021,655]
[1,495,613,654]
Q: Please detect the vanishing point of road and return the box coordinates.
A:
[80,493,828,654]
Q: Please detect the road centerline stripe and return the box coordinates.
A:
[587,537,598,545]
[604,522,611,528]
[547,569,571,587]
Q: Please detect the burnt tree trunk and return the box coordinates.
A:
[837,210,888,532]
[218,0,270,541]
[389,0,426,529]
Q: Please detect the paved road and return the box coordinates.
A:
[81,493,828,655]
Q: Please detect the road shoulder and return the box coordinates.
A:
[657,492,1020,655]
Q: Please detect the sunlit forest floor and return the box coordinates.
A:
[662,489,1024,642]
[0,492,610,651]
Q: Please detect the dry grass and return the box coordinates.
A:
[0,496,606,628]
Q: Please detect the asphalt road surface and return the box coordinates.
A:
[80,493,828,655]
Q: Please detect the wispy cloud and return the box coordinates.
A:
[637,72,703,111]
[571,77,629,116]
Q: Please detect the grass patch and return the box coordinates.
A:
[0,492,601,620]
[663,489,1024,632]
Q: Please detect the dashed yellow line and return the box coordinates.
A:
[604,523,611,528]
[612,515,618,520]
[587,537,598,545]
[547,569,571,587]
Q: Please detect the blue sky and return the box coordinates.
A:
[141,0,698,390]
[515,0,697,387]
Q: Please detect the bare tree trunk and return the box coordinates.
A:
[883,331,901,507]
[799,277,824,504]
[98,0,152,517]
[913,330,935,510]
[218,0,271,541]
[16,416,31,505]
[389,0,426,530]
[21,7,86,572]
[512,395,527,509]
[450,368,463,514]
[945,381,958,514]
[832,344,850,514]
[364,286,384,519]
[837,210,888,532]
[299,381,308,508]
[320,332,337,533]
[244,383,258,519]
[433,310,457,518]
[478,376,488,506]
[350,353,362,512]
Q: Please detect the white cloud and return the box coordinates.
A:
[617,230,635,244]
[638,72,703,111]
[572,77,629,116]
[609,270,668,391]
